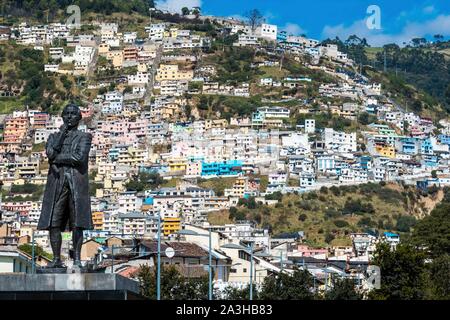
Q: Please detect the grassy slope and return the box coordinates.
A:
[208,183,444,247]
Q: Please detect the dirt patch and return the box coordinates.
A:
[418,189,444,217]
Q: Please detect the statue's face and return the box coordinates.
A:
[62,106,81,129]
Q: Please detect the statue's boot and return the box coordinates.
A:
[72,228,84,267]
[47,227,64,268]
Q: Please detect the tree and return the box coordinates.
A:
[411,200,450,258]
[324,277,363,300]
[229,208,246,221]
[395,215,417,232]
[411,38,427,48]
[125,172,164,192]
[223,284,257,300]
[430,170,437,179]
[18,243,53,260]
[368,243,427,300]
[135,265,209,300]
[259,268,315,300]
[403,120,409,134]
[446,84,450,106]
[181,7,190,16]
[428,255,450,299]
[358,112,377,125]
[123,85,133,94]
[245,9,264,32]
[264,191,282,201]
[433,34,444,43]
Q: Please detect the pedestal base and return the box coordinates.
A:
[0,273,141,298]
[67,266,89,274]
[36,267,67,274]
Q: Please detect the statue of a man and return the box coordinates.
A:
[38,103,93,268]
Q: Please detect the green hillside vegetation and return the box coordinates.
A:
[0,43,82,113]
[192,94,263,120]
[197,177,236,196]
[208,182,443,247]
[322,36,450,120]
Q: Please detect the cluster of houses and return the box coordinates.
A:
[0,217,398,293]
[0,11,447,293]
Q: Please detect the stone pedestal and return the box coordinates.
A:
[36,267,68,274]
[0,273,141,299]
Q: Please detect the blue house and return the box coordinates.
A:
[416,180,429,191]
[438,135,450,146]
[359,156,372,170]
[143,197,154,205]
[201,160,243,176]
[423,155,438,167]
[400,137,418,155]
[365,104,378,114]
[421,138,433,155]
[277,30,287,42]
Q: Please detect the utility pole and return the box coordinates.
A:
[111,245,114,273]
[249,242,254,300]
[157,212,161,300]
[279,52,284,71]
[31,230,35,274]
[208,227,212,300]
[280,251,283,272]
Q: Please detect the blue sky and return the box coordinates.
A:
[156,0,450,46]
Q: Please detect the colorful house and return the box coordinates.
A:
[201,160,243,176]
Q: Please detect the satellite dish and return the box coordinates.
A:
[165,247,175,259]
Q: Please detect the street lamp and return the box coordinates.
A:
[176,228,213,300]
[249,242,254,301]
[157,213,161,300]
[149,7,156,25]
[31,229,35,274]
[133,212,162,300]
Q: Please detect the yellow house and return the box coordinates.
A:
[168,157,188,173]
[163,217,181,236]
[98,43,110,55]
[92,211,104,230]
[155,64,194,81]
[137,63,148,72]
[107,50,123,69]
[205,119,228,129]
[376,145,396,158]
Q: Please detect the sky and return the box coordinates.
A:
[155,0,450,46]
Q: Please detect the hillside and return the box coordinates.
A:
[0,42,82,113]
[208,182,445,247]
[323,36,450,120]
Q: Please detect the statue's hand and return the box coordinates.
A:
[60,123,69,135]
[53,124,69,152]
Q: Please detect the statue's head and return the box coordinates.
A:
[62,103,82,129]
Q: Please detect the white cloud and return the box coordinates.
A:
[322,14,450,47]
[156,0,202,14]
[282,23,306,36]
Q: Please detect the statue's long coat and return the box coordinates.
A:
[37,130,93,231]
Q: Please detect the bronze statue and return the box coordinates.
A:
[38,104,93,268]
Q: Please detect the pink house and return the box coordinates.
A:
[296,245,328,257]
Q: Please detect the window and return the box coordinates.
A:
[243,268,247,273]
